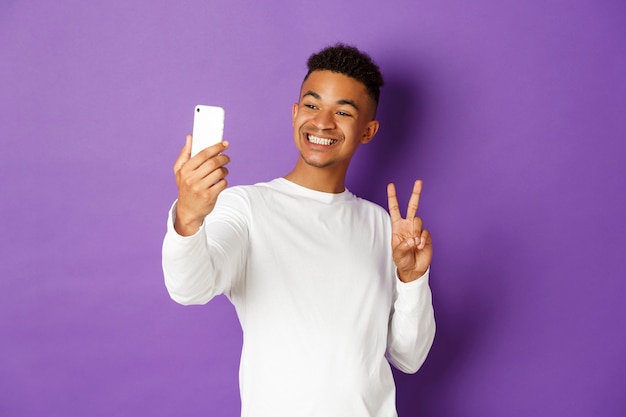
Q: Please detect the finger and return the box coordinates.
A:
[418,228,431,250]
[412,216,423,245]
[392,235,419,267]
[200,140,229,157]
[199,166,230,189]
[194,153,231,183]
[190,140,230,168]
[391,232,413,253]
[210,177,229,197]
[387,183,402,222]
[173,135,193,174]
[412,216,423,234]
[406,180,423,220]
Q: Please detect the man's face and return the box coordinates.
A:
[291,70,379,171]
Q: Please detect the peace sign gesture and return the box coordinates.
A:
[387,180,433,282]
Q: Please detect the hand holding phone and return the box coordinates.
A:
[173,105,228,236]
[191,105,225,157]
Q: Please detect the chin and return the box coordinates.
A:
[298,152,334,169]
[303,158,334,169]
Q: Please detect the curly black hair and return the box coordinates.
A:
[304,43,384,106]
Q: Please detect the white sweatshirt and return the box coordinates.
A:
[162,178,435,417]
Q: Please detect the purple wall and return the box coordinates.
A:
[1,1,625,416]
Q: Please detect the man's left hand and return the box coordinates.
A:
[387,180,433,282]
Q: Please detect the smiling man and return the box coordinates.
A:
[162,44,435,417]
[286,69,379,193]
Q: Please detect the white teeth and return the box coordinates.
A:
[307,135,337,145]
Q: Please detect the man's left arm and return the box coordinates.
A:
[386,180,436,373]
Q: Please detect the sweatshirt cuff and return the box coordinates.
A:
[394,267,431,315]
[167,200,205,240]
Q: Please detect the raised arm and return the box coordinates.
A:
[162,135,245,306]
[386,180,435,373]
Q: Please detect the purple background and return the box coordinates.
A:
[1,1,625,416]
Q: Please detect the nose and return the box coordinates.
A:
[312,110,336,130]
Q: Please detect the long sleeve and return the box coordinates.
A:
[162,189,250,305]
[386,268,436,374]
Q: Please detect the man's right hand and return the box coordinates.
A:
[173,135,230,236]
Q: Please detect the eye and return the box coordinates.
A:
[304,103,317,110]
[336,111,352,117]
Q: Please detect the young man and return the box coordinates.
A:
[162,44,435,417]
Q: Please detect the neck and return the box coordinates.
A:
[284,159,347,193]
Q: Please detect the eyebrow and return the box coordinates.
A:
[302,90,360,112]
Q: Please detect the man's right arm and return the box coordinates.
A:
[162,194,249,305]
[162,136,240,305]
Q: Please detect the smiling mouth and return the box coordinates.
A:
[307,134,338,146]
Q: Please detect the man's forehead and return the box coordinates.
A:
[300,71,368,100]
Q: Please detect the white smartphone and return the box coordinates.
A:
[191,105,225,157]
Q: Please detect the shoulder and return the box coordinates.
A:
[351,194,390,218]
[346,194,392,233]
[217,179,283,205]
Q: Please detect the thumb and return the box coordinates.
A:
[173,135,192,174]
[393,236,416,261]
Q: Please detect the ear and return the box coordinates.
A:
[291,103,298,126]
[360,120,380,144]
